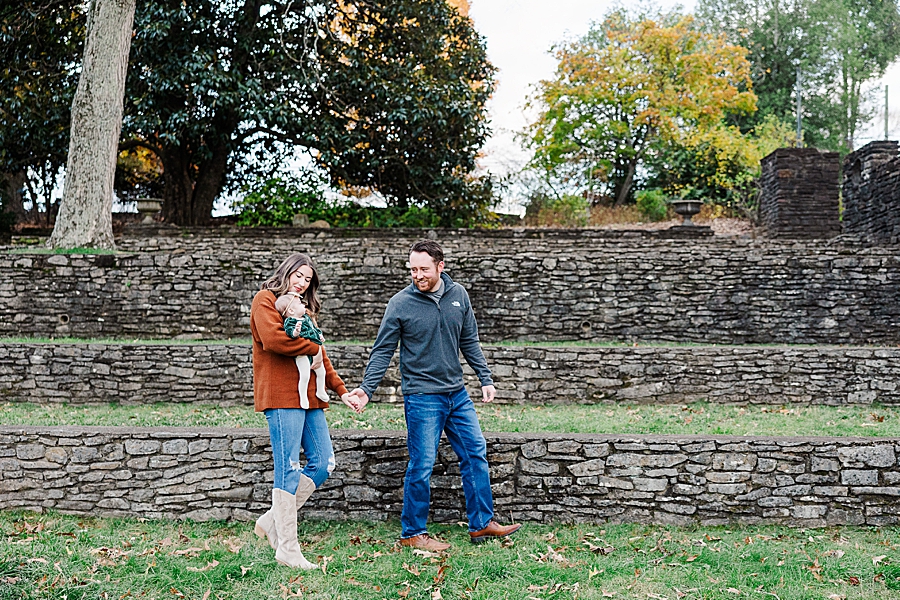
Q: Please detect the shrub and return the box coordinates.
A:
[232,176,326,227]
[232,176,442,228]
[525,194,589,227]
[635,189,670,222]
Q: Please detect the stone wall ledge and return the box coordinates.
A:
[2,425,899,527]
[2,342,898,406]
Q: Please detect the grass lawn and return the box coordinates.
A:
[2,401,900,438]
[1,511,899,600]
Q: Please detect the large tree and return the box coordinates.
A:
[696,0,900,152]
[0,1,83,224]
[525,11,757,205]
[123,0,495,225]
[50,0,136,248]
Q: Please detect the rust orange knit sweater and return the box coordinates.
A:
[250,289,348,411]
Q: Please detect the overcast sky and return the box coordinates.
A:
[467,0,900,209]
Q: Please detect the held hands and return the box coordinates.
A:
[481,384,496,403]
[349,388,370,413]
[340,392,363,414]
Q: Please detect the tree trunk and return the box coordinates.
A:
[49,0,136,249]
[614,160,636,206]
[160,140,229,226]
[0,170,28,220]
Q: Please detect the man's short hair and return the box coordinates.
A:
[409,239,444,265]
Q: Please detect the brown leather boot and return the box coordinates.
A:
[469,521,522,544]
[398,534,451,552]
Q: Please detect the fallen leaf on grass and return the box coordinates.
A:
[847,576,860,585]
[172,547,204,557]
[583,540,616,555]
[222,537,244,553]
[27,557,48,564]
[808,558,823,581]
[827,595,846,600]
[823,550,845,559]
[412,549,438,558]
[402,563,421,576]
[201,591,211,600]
[873,555,888,566]
[433,565,450,585]
[186,560,219,572]
[431,589,443,600]
[320,554,333,574]
[240,565,252,576]
[527,585,548,592]
[646,593,668,600]
[530,545,571,565]
[278,584,303,598]
[1,577,19,584]
[601,591,616,597]
[725,588,742,595]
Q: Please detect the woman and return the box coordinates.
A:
[250,253,360,569]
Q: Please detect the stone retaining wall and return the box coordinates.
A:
[842,141,900,245]
[759,148,841,238]
[2,230,899,345]
[2,342,899,406]
[2,425,899,527]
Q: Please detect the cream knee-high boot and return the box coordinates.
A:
[253,508,278,550]
[272,488,317,569]
[254,474,318,550]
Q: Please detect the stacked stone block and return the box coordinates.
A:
[2,342,899,406]
[759,148,841,238]
[842,141,900,244]
[2,425,899,527]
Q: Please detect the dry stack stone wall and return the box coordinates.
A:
[2,231,900,345]
[3,425,900,528]
[3,342,900,406]
[758,148,842,238]
[842,141,900,245]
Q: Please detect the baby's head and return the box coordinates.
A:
[275,292,306,318]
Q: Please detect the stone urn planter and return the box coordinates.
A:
[136,198,162,224]
[671,199,703,226]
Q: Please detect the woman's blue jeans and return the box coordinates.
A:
[264,408,335,493]
[401,387,494,538]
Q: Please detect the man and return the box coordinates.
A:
[350,239,521,551]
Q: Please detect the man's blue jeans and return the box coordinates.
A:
[264,408,335,493]
[401,387,494,538]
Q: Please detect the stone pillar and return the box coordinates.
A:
[842,141,900,244]
[758,148,841,238]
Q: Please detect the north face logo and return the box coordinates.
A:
[452,301,461,307]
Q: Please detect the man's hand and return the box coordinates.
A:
[481,385,496,403]
[340,392,362,414]
[349,388,370,412]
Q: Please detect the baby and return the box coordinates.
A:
[274,292,328,409]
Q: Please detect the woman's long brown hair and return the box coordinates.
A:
[260,253,322,317]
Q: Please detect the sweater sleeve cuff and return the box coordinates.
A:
[334,384,349,398]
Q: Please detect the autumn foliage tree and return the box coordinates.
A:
[525,11,759,205]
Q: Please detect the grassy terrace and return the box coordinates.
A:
[2,401,900,438]
[2,511,899,600]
